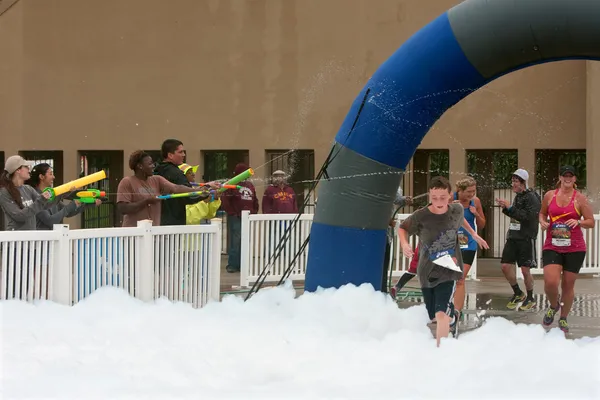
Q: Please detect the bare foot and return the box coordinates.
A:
[435,311,450,347]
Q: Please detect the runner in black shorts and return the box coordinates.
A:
[496,169,541,310]
[539,165,594,333]
[451,177,485,317]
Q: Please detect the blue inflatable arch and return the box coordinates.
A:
[304,0,600,292]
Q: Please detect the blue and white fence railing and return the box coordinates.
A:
[0,220,222,308]
[239,212,473,287]
[240,212,600,287]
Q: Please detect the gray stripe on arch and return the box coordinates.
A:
[448,0,600,79]
[314,143,404,229]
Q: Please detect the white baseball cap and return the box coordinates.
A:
[4,155,34,174]
[512,169,529,188]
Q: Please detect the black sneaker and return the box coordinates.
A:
[507,293,526,310]
[518,297,537,311]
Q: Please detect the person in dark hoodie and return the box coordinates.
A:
[154,139,209,225]
[496,168,541,311]
[221,163,259,273]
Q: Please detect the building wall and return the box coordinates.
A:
[1,0,598,223]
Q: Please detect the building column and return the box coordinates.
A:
[518,148,536,188]
[249,147,266,206]
[586,61,600,212]
[449,146,466,184]
[62,148,82,229]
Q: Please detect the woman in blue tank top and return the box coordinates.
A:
[452,177,486,315]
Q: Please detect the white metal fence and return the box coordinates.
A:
[239,211,600,287]
[240,211,313,287]
[0,220,222,308]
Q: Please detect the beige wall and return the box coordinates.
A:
[0,0,596,207]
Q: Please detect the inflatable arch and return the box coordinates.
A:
[304,0,600,292]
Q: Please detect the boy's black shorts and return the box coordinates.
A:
[421,280,456,321]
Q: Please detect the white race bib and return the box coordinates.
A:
[432,254,462,273]
[509,222,521,231]
[551,223,571,247]
[457,231,469,249]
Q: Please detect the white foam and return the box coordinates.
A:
[2,283,599,399]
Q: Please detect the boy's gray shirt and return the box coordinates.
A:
[0,186,51,230]
[399,203,465,288]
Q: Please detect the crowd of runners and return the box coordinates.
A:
[388,165,593,345]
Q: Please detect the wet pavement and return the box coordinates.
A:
[220,259,600,339]
[395,277,600,339]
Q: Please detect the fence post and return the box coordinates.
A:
[136,220,154,302]
[467,254,479,281]
[240,210,251,288]
[51,225,71,305]
[209,219,223,302]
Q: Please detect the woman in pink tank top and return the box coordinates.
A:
[539,165,594,333]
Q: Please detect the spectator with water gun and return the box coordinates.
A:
[117,150,220,227]
[25,163,102,230]
[221,163,259,273]
[154,139,206,226]
[0,155,58,231]
[178,163,222,225]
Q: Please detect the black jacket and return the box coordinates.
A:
[502,188,541,240]
[154,162,208,226]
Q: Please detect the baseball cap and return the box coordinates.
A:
[4,155,34,174]
[559,165,577,176]
[178,163,198,175]
[512,168,529,188]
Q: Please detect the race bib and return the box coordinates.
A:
[509,218,521,231]
[457,230,469,249]
[551,222,571,247]
[431,253,462,273]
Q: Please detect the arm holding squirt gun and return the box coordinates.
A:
[73,189,108,204]
[42,171,107,201]
[158,168,254,201]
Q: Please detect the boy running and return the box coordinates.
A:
[399,176,489,346]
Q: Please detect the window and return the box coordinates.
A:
[19,151,64,185]
[265,149,315,210]
[410,149,450,208]
[467,149,519,258]
[78,151,124,228]
[143,150,163,166]
[536,149,586,192]
[0,151,3,230]
[202,150,249,182]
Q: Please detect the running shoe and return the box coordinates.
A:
[518,297,537,311]
[506,293,526,310]
[543,304,561,327]
[558,318,569,333]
